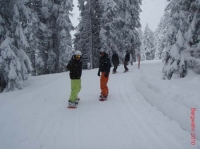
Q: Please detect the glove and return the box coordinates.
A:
[105,72,109,77]
[98,71,100,76]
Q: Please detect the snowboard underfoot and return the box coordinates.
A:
[99,98,107,101]
[68,98,80,108]
[68,106,77,108]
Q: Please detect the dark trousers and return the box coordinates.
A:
[124,61,129,71]
[113,63,118,72]
[0,81,6,92]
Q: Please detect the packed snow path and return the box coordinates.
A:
[0,61,199,149]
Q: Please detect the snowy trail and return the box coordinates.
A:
[108,69,189,149]
[0,63,199,149]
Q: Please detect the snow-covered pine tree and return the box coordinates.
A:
[162,0,190,79]
[0,0,32,91]
[46,0,60,73]
[23,0,41,76]
[35,22,49,75]
[22,0,48,75]
[0,11,5,44]
[12,1,33,79]
[154,12,170,60]
[74,0,91,69]
[74,0,101,69]
[75,0,141,68]
[35,0,55,74]
[56,0,73,72]
[21,0,47,76]
[141,24,155,60]
[0,10,8,91]
[186,0,200,74]
[90,0,101,68]
[114,0,141,62]
[99,0,119,58]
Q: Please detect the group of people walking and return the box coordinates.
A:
[67,50,131,107]
[112,50,130,74]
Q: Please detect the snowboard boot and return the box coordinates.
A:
[68,100,78,108]
[75,97,80,104]
[124,69,129,73]
[99,95,108,101]
[100,94,107,98]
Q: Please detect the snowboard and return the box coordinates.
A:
[99,97,107,101]
[68,105,77,109]
[68,98,80,108]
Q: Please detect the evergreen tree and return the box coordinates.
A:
[91,0,101,68]
[32,0,73,74]
[186,0,200,74]
[74,0,93,69]
[0,0,74,91]
[34,0,53,74]
[162,0,190,79]
[141,24,155,60]
[114,0,141,62]
[74,0,101,69]
[0,0,32,91]
[24,0,41,76]
[99,0,118,57]
[75,0,141,67]
[154,12,170,60]
[56,0,73,72]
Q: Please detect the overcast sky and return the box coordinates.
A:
[70,0,79,27]
[140,0,168,31]
[70,0,168,36]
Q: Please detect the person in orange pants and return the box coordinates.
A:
[100,72,109,97]
[98,49,111,101]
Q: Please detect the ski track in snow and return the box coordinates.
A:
[0,62,199,149]
[113,72,185,149]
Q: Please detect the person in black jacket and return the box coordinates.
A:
[98,49,111,101]
[112,51,119,74]
[67,51,82,107]
[124,50,130,72]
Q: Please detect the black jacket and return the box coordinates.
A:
[125,53,130,62]
[98,53,111,73]
[67,56,82,79]
[112,53,119,65]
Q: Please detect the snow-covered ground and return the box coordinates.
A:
[0,60,199,149]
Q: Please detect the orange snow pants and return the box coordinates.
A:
[100,72,109,96]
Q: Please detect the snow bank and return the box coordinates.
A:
[134,61,200,140]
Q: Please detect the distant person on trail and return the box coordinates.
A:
[67,50,82,108]
[112,51,119,74]
[0,72,6,92]
[124,50,130,72]
[98,49,111,101]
